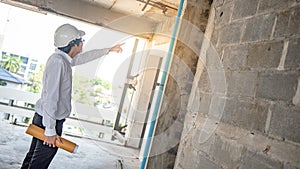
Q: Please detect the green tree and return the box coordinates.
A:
[0,80,7,86]
[1,55,22,73]
[91,77,111,90]
[73,75,94,105]
[73,75,112,106]
[27,64,44,93]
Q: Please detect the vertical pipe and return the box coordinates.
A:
[140,0,185,168]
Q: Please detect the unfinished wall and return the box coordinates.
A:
[175,0,300,168]
[146,0,212,168]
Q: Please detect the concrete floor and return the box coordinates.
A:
[0,120,140,169]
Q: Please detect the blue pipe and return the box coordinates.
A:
[140,0,185,168]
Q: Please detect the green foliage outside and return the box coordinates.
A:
[1,54,22,73]
[23,65,112,105]
[73,75,112,106]
[27,65,44,93]
[23,117,31,123]
[91,78,111,90]
[0,80,7,86]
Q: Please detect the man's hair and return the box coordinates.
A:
[58,38,82,54]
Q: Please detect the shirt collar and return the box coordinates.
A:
[55,48,72,64]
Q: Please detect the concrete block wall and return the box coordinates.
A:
[175,0,300,169]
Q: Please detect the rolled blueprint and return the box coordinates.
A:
[26,124,79,154]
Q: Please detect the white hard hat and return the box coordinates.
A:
[54,24,85,48]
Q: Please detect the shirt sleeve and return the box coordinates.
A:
[72,48,109,66]
[42,59,64,136]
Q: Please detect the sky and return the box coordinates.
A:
[0,2,139,82]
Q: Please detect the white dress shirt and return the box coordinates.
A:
[35,48,109,136]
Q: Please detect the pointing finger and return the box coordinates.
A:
[118,43,125,46]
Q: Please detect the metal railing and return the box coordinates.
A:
[0,86,119,143]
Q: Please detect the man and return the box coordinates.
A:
[21,23,123,169]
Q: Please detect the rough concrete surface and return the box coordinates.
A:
[0,120,140,169]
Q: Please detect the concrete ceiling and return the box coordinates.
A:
[0,0,179,37]
[84,0,179,16]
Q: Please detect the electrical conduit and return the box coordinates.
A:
[140,0,185,168]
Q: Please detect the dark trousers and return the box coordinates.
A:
[21,113,65,169]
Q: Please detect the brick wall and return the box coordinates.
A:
[175,0,300,168]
